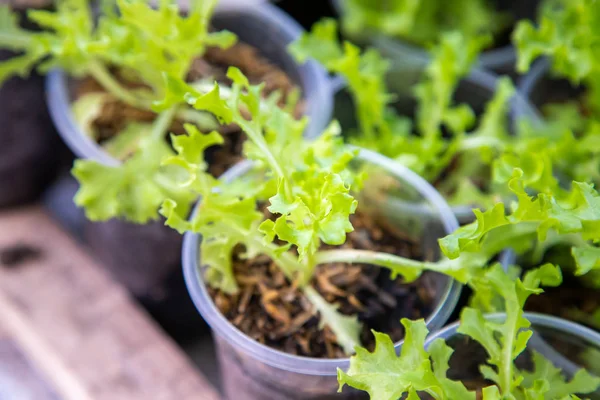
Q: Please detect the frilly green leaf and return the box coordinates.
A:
[338,319,474,400]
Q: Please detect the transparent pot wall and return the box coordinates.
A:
[183,151,461,400]
[426,313,600,399]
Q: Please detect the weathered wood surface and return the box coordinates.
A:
[0,206,219,400]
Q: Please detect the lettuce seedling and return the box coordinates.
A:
[0,0,242,223]
[134,67,484,352]
[513,0,600,191]
[0,0,235,105]
[291,21,535,209]
[292,20,600,212]
[339,0,511,49]
[514,0,600,111]
[338,264,600,399]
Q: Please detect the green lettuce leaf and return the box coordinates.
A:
[73,136,195,223]
[338,319,474,400]
[521,351,600,399]
[439,169,600,270]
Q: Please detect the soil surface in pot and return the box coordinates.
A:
[72,39,304,177]
[210,210,438,359]
[525,274,600,332]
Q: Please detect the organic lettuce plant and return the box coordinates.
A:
[338,264,600,399]
[291,20,589,210]
[514,0,600,112]
[513,0,600,188]
[339,0,511,49]
[0,0,236,223]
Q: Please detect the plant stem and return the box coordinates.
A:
[87,60,151,110]
[500,308,518,395]
[314,249,471,283]
[302,285,361,354]
[0,32,31,50]
[245,234,302,279]
[176,108,219,131]
[315,249,434,270]
[151,107,176,141]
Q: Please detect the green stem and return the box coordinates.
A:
[87,60,150,110]
[244,234,302,279]
[314,249,472,283]
[500,309,518,395]
[176,108,219,131]
[298,253,317,287]
[0,32,31,50]
[460,135,505,152]
[151,107,176,141]
[315,249,436,271]
[302,285,362,354]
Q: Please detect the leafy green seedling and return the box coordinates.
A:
[338,264,600,399]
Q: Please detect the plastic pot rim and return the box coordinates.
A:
[426,312,600,347]
[183,147,463,376]
[45,3,334,166]
[517,57,553,105]
[425,311,600,378]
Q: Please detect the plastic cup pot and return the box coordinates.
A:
[425,312,600,398]
[44,3,334,338]
[183,148,463,400]
[331,0,541,78]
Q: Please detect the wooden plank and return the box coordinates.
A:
[0,206,220,400]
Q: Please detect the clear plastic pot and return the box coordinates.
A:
[183,148,463,400]
[425,312,600,397]
[44,3,335,336]
[331,0,541,78]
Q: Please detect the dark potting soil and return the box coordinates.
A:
[525,274,600,331]
[73,40,303,177]
[527,75,588,119]
[210,211,438,359]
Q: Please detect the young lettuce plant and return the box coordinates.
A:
[513,0,600,188]
[0,0,234,115]
[292,20,600,211]
[339,0,511,49]
[0,0,237,223]
[337,264,600,399]
[291,20,520,209]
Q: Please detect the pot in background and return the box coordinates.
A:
[335,67,539,227]
[183,149,463,399]
[45,3,335,339]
